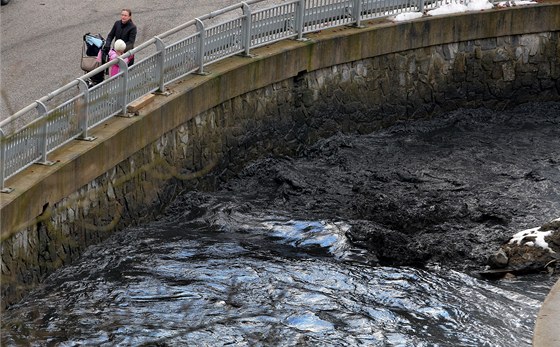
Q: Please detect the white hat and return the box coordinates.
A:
[114,39,126,52]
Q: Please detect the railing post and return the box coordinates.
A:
[118,59,129,116]
[353,0,363,27]
[76,78,95,141]
[242,2,253,56]
[296,0,306,40]
[155,36,166,92]
[195,18,207,75]
[418,0,424,13]
[36,100,54,166]
[0,128,12,193]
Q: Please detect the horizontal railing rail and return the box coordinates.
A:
[0,0,493,192]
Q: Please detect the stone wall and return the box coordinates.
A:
[2,23,559,309]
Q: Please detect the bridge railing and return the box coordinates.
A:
[0,0,491,192]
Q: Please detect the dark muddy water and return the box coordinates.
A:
[2,101,559,346]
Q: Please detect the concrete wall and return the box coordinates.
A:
[1,4,559,309]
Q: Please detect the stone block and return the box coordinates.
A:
[127,94,155,113]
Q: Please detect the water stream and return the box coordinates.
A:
[1,210,554,346]
[2,101,559,346]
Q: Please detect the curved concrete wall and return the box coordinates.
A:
[1,3,559,315]
[533,277,560,346]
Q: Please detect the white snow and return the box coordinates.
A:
[392,0,537,22]
[496,0,539,6]
[467,0,495,10]
[508,224,557,253]
[393,12,424,21]
[428,3,469,16]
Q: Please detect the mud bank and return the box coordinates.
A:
[165,101,560,273]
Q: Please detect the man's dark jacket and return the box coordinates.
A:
[104,20,137,52]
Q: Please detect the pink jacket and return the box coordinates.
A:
[108,49,130,77]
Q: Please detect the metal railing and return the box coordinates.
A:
[0,0,487,192]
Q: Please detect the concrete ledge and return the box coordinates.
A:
[533,278,560,347]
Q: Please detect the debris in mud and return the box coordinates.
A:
[484,218,560,278]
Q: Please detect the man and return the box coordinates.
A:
[103,8,137,66]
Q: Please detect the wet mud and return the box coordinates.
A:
[167,101,560,273]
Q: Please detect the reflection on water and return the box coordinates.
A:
[1,205,554,346]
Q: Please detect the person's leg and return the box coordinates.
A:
[90,71,104,85]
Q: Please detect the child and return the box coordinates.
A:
[108,39,130,77]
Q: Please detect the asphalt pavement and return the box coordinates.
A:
[0,0,282,123]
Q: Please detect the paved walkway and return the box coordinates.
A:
[0,0,281,121]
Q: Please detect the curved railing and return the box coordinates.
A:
[0,0,483,192]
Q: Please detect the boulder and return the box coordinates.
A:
[484,218,559,277]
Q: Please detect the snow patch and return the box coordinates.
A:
[390,0,538,22]
[508,225,556,253]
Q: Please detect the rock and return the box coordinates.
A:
[541,220,560,231]
[488,248,508,268]
[486,218,560,275]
